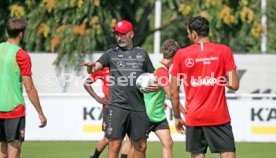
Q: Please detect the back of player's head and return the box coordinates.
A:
[6,19,27,38]
[161,39,180,59]
[187,16,209,37]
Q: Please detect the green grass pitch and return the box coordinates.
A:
[20,141,276,158]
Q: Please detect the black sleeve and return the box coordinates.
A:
[143,51,155,73]
[97,51,110,68]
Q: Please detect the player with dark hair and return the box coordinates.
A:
[171,16,239,158]
[0,19,47,158]
[144,39,185,158]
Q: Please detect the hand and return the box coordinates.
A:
[96,97,108,105]
[146,83,161,92]
[80,62,95,67]
[39,114,47,128]
[175,118,185,134]
[80,62,96,73]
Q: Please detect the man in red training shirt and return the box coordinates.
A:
[170,16,239,158]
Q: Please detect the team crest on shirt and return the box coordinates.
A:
[185,58,194,68]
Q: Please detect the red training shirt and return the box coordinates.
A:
[171,43,237,126]
[90,67,110,106]
[155,62,170,87]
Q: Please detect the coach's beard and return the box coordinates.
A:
[118,41,133,50]
[118,42,128,48]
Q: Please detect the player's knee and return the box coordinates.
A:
[163,138,173,149]
[0,144,7,158]
[108,141,121,151]
[167,138,173,148]
[134,144,147,152]
[133,141,147,152]
[220,151,236,158]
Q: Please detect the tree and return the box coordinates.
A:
[5,0,181,68]
[162,0,265,53]
[267,0,276,53]
[1,0,270,69]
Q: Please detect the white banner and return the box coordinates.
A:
[229,100,276,142]
[24,95,276,142]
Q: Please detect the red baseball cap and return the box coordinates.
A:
[112,20,133,34]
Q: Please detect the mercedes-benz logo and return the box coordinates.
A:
[117,61,125,68]
[185,58,194,68]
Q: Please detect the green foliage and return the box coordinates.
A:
[267,0,276,53]
[0,0,17,41]
[161,0,265,53]
[2,0,176,67]
[24,0,119,66]
[1,0,274,68]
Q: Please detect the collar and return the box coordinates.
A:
[160,61,170,69]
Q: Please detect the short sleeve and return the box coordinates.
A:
[170,50,181,77]
[155,67,170,87]
[224,46,237,73]
[97,51,110,68]
[143,52,155,73]
[16,49,32,76]
[90,70,104,82]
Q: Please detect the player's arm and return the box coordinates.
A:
[82,51,111,74]
[22,76,47,128]
[83,78,107,105]
[163,86,171,99]
[144,52,160,92]
[170,76,185,134]
[81,50,111,74]
[226,69,239,91]
[164,85,185,114]
[224,46,239,91]
[80,62,103,74]
[17,50,47,128]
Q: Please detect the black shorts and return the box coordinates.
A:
[106,106,149,140]
[102,106,108,132]
[146,119,169,134]
[0,117,25,142]
[186,122,236,153]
